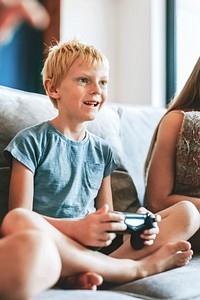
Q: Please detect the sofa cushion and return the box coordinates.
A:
[113,255,200,299]
[0,85,56,167]
[118,105,166,204]
[34,290,144,300]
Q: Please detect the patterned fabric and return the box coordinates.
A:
[174,111,200,197]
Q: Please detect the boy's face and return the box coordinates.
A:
[55,58,109,123]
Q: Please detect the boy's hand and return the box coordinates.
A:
[73,204,127,247]
[136,207,161,246]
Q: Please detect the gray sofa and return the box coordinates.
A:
[1,85,200,300]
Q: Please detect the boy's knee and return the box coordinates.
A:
[178,200,200,227]
[2,209,21,234]
[11,231,61,297]
[2,208,35,235]
[6,207,30,221]
[178,200,198,214]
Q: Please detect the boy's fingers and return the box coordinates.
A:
[96,204,109,215]
[155,214,161,222]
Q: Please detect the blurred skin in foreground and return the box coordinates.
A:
[0,0,50,44]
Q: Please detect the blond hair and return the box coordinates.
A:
[145,57,200,176]
[42,38,108,107]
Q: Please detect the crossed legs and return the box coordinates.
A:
[0,201,199,299]
[2,202,199,285]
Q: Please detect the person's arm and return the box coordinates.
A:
[0,0,50,44]
[9,160,126,247]
[9,158,34,210]
[145,111,200,213]
[95,175,113,211]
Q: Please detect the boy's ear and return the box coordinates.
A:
[44,79,60,99]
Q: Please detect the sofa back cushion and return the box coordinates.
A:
[0,86,56,167]
[118,104,166,203]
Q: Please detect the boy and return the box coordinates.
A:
[3,39,199,265]
[4,38,128,248]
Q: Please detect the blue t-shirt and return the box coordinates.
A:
[4,121,119,218]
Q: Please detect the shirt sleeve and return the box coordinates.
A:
[4,129,39,174]
[103,144,120,178]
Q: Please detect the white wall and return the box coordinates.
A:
[60,0,166,106]
[176,0,200,94]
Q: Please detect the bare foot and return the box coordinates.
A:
[58,272,103,290]
[140,240,193,278]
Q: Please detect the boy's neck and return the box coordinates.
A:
[50,117,87,141]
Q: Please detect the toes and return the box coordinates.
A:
[173,240,191,252]
[176,249,193,266]
[86,272,103,287]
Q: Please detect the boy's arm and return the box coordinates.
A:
[95,175,113,211]
[9,158,34,210]
[9,162,126,247]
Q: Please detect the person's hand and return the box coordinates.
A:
[73,204,127,248]
[136,206,161,246]
[0,0,50,44]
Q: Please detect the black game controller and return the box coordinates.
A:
[116,212,157,250]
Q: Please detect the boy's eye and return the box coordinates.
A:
[78,78,88,83]
[100,80,108,86]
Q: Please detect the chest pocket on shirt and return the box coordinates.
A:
[84,162,104,190]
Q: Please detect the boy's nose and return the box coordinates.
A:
[90,83,101,94]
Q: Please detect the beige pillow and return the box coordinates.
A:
[111,169,140,213]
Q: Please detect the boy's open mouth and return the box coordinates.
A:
[83,101,99,107]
